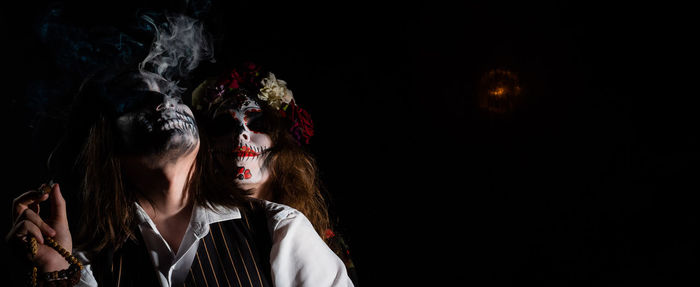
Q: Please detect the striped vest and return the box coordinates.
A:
[92,205,273,287]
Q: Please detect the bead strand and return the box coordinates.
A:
[27,236,83,287]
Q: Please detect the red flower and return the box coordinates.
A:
[286,100,314,145]
[218,63,263,91]
[247,62,257,71]
[228,70,242,89]
[324,229,336,239]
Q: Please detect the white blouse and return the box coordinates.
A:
[74,200,353,287]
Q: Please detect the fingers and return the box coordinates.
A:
[12,189,50,222]
[48,183,67,224]
[28,201,40,215]
[5,217,46,245]
[15,220,45,244]
[17,208,56,238]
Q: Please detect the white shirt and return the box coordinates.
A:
[74,200,353,287]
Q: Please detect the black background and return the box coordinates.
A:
[2,0,699,285]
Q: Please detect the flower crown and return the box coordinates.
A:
[192,63,314,145]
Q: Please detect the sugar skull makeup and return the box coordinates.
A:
[194,66,315,188]
[111,73,199,158]
[210,95,272,185]
[233,98,272,184]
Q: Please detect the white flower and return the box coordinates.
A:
[258,73,294,110]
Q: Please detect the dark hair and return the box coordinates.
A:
[68,70,247,253]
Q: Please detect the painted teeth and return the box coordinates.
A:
[159,119,190,131]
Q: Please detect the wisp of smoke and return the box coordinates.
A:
[138,14,214,97]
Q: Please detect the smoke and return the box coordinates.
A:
[138,14,214,97]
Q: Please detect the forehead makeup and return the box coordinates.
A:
[228,105,265,134]
[102,70,177,116]
[243,109,262,121]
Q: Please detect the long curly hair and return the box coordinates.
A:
[258,107,330,239]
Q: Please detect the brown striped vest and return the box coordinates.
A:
[92,204,273,287]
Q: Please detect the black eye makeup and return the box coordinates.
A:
[244,110,270,133]
[209,113,242,136]
[108,91,179,116]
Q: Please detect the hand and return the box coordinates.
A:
[6,183,73,272]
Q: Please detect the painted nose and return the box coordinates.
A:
[239,131,250,143]
[155,95,178,111]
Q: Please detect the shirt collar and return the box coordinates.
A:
[134,202,242,239]
[191,203,242,238]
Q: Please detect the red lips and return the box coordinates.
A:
[235,145,260,158]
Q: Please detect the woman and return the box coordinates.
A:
[7,66,353,287]
[192,63,358,284]
[6,13,353,285]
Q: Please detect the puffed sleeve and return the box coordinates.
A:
[264,201,354,287]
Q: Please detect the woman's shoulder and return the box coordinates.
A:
[247,199,314,233]
[257,199,300,220]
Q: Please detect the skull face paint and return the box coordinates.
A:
[112,77,199,159]
[232,97,272,184]
[211,95,272,185]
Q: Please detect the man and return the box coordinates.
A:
[7,14,353,287]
